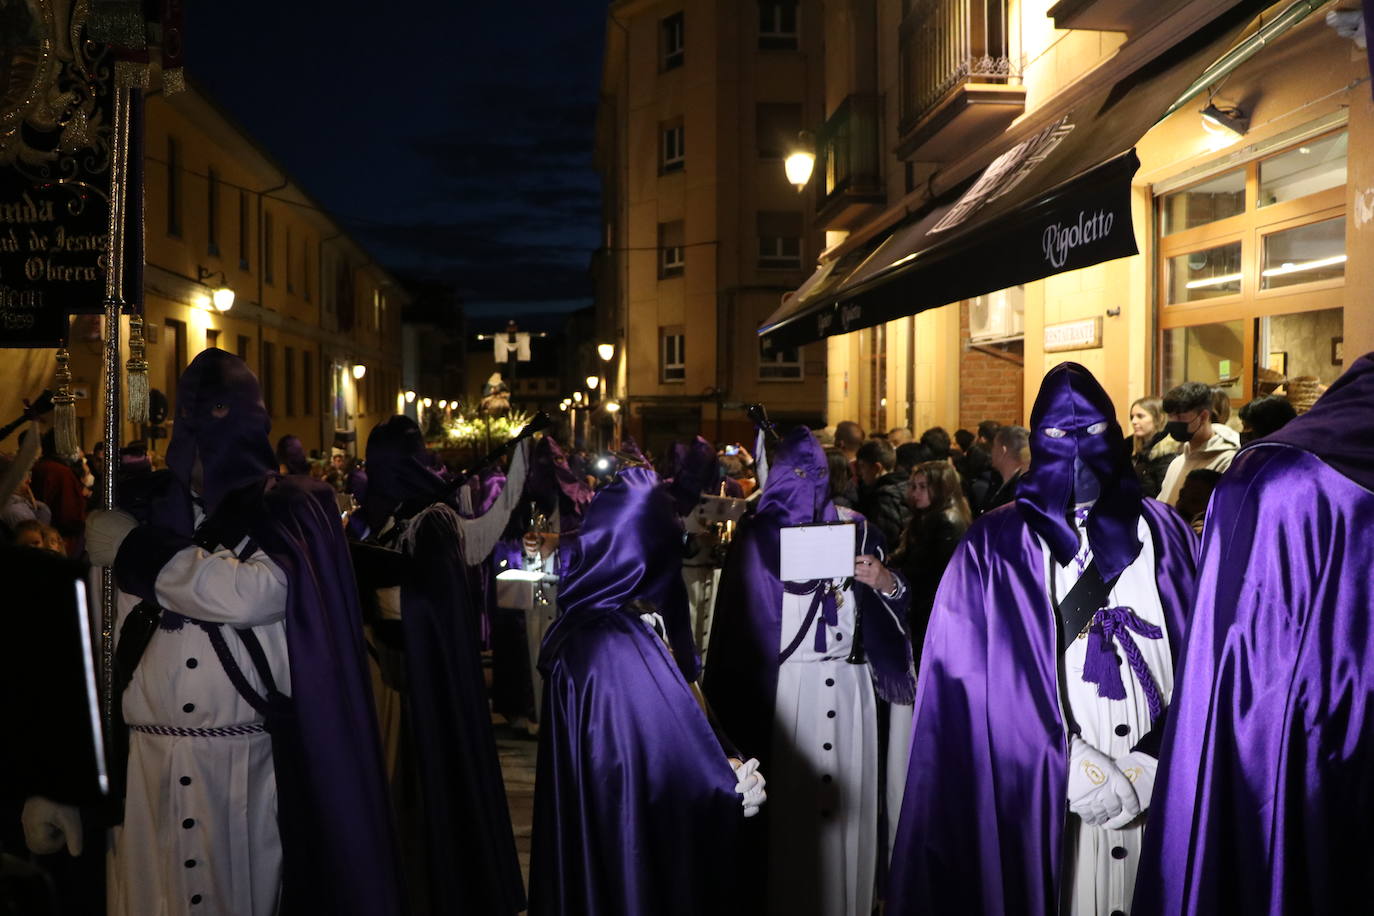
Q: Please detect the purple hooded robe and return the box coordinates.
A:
[529,467,740,915]
[113,349,403,916]
[1133,353,1374,916]
[363,414,525,915]
[887,362,1197,915]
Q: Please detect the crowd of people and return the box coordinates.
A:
[1,343,1365,916]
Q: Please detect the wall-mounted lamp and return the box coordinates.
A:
[352,363,367,380]
[404,390,417,403]
[604,400,621,413]
[785,130,816,191]
[422,397,432,408]
[573,391,583,404]
[559,402,569,411]
[586,375,600,390]
[438,399,448,409]
[195,266,235,312]
[1200,103,1248,138]
[597,343,615,361]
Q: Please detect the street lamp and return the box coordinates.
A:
[422,397,432,408]
[573,391,583,404]
[404,390,416,403]
[196,266,236,312]
[438,399,448,409]
[585,375,599,390]
[785,130,816,191]
[352,364,367,380]
[604,400,621,413]
[597,343,615,362]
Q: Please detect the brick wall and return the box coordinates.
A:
[958,300,1025,432]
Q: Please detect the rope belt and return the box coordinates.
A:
[129,723,266,738]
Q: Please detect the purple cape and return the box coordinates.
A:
[529,467,740,915]
[886,500,1195,915]
[702,428,914,909]
[1134,353,1374,915]
[888,363,1195,915]
[119,350,403,915]
[365,416,525,914]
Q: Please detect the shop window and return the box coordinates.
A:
[1160,168,1244,235]
[661,327,686,383]
[1259,130,1347,208]
[662,12,684,70]
[1166,241,1241,304]
[759,1,799,50]
[760,339,803,380]
[1160,320,1246,401]
[1260,217,1345,290]
[1259,307,1345,390]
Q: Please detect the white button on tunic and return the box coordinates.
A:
[1041,512,1173,916]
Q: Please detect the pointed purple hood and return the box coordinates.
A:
[1016,362,1142,580]
[757,426,835,526]
[1263,351,1374,492]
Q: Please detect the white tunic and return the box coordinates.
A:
[112,504,289,916]
[766,527,911,916]
[1041,511,1173,916]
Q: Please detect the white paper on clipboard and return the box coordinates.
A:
[779,522,856,582]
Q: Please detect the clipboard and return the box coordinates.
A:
[779,522,856,582]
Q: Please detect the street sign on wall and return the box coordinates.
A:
[1043,316,1103,353]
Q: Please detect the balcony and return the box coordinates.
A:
[815,93,885,231]
[895,0,1025,163]
[1046,0,1162,33]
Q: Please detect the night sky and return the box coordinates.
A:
[185,2,608,319]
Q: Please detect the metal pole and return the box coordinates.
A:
[101,85,131,738]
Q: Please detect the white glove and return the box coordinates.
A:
[1109,751,1158,827]
[1066,735,1139,829]
[86,508,138,567]
[731,757,767,818]
[21,796,83,856]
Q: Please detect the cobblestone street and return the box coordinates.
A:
[494,722,539,893]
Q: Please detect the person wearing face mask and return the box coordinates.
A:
[887,363,1198,916]
[1127,397,1179,499]
[1156,381,1239,507]
[28,350,404,916]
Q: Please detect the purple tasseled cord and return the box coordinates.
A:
[780,579,840,657]
[1081,605,1165,720]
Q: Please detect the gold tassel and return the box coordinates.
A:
[126,315,149,424]
[52,348,80,458]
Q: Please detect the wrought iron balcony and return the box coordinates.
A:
[896,0,1025,162]
[815,93,885,230]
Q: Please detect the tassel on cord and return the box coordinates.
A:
[126,314,149,424]
[52,348,80,458]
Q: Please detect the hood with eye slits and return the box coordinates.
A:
[164,349,276,517]
[757,426,836,527]
[1016,362,1143,580]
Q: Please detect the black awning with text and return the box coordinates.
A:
[759,0,1266,350]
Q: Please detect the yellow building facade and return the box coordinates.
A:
[801,0,1369,433]
[596,0,830,453]
[2,86,407,457]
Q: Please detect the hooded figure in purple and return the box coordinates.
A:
[704,426,915,915]
[529,466,759,916]
[69,349,403,915]
[887,362,1197,916]
[360,414,527,915]
[1133,353,1374,916]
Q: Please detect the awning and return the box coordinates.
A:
[760,0,1269,350]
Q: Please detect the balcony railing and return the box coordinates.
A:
[899,0,1019,133]
[815,93,884,225]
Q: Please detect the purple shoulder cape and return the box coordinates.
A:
[529,607,741,915]
[250,476,406,916]
[1134,360,1374,915]
[396,503,526,914]
[886,498,1195,916]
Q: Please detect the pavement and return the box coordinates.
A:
[493,720,540,892]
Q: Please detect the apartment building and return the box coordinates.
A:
[596,0,830,454]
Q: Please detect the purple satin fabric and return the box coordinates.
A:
[887,499,1196,916]
[1017,361,1143,580]
[528,436,593,534]
[1262,351,1374,492]
[1134,363,1374,915]
[555,466,698,681]
[529,468,740,915]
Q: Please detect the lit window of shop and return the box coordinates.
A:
[1156,128,1347,408]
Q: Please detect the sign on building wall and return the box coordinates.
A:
[1043,316,1103,353]
[0,1,115,347]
